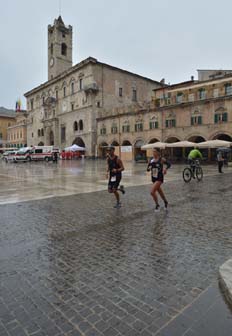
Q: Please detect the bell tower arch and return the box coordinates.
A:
[48,16,72,80]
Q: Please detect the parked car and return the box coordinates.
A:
[3,150,18,163]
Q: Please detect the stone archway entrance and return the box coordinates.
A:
[72,137,85,147]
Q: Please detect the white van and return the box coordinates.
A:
[14,146,58,162]
[29,146,55,161]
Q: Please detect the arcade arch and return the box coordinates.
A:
[111,140,119,146]
[122,140,132,146]
[134,139,145,161]
[188,135,206,143]
[148,138,160,144]
[98,141,108,158]
[212,133,232,141]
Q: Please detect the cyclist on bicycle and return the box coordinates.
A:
[188,148,203,178]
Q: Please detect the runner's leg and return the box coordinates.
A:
[157,186,168,208]
[151,181,162,205]
[157,186,167,202]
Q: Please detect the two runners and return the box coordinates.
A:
[147,148,171,212]
[106,146,125,208]
[106,146,171,211]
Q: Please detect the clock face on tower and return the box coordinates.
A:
[50,57,54,67]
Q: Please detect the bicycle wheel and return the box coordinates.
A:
[183,167,192,183]
[196,167,203,181]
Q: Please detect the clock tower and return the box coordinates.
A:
[48,16,73,80]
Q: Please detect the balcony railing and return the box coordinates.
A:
[84,83,99,94]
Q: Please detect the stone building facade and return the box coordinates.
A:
[24,17,162,156]
[7,111,28,148]
[0,108,15,148]
[97,70,232,160]
[153,70,232,144]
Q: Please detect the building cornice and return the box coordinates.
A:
[97,108,158,122]
[153,73,232,93]
[153,93,232,111]
[24,57,163,98]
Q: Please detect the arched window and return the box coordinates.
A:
[38,129,41,137]
[71,82,74,94]
[74,121,78,131]
[61,43,67,56]
[63,87,66,97]
[41,129,44,136]
[79,120,83,131]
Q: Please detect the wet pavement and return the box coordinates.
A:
[0,159,230,204]
[0,159,232,335]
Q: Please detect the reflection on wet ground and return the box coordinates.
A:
[0,167,232,335]
[0,159,231,204]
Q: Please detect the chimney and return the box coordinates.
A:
[191,76,194,81]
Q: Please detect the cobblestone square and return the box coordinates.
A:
[0,161,232,335]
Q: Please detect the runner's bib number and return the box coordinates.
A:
[111,176,116,182]
[152,168,157,177]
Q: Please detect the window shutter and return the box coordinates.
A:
[198,116,202,124]
[165,120,168,128]
[214,114,218,123]
[191,117,194,125]
[155,121,159,128]
[223,113,228,122]
[149,122,152,129]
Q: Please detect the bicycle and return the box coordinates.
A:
[182,159,203,183]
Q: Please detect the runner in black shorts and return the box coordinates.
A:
[147,148,171,212]
[106,146,125,208]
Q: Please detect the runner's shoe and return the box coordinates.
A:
[164,201,168,211]
[155,204,160,212]
[119,185,125,194]
[114,202,121,209]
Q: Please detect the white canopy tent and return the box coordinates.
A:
[197,140,232,148]
[166,141,196,148]
[65,144,86,151]
[141,142,167,150]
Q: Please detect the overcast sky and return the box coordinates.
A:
[1,0,232,109]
